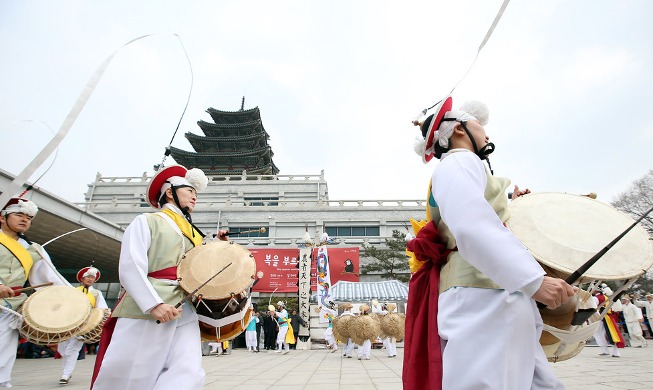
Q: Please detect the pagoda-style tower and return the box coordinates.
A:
[169,103,279,175]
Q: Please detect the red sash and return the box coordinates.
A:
[90,266,178,388]
[403,221,451,390]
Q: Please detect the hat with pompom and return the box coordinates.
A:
[146,165,208,209]
[1,197,38,217]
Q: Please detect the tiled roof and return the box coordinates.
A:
[327,280,408,302]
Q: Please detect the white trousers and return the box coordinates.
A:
[625,321,647,347]
[58,337,84,379]
[594,322,619,356]
[343,339,355,356]
[324,327,336,347]
[439,287,564,390]
[383,337,397,356]
[357,339,371,358]
[92,303,204,390]
[276,326,289,351]
[0,316,18,385]
[245,330,257,350]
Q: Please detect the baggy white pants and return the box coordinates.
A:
[92,303,204,390]
[245,330,257,351]
[276,326,289,351]
[357,339,371,358]
[324,327,337,348]
[58,337,84,379]
[343,338,356,356]
[0,316,18,385]
[383,337,397,356]
[594,322,619,356]
[625,321,647,347]
[438,287,564,390]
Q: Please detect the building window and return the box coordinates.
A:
[326,226,379,237]
[244,197,279,206]
[229,226,269,237]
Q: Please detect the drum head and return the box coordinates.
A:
[178,240,256,299]
[77,307,107,335]
[507,193,653,281]
[22,286,91,333]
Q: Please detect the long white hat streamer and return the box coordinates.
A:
[0,33,193,208]
[412,0,511,123]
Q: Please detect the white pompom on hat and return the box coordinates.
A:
[77,266,101,282]
[146,165,208,209]
[1,197,38,217]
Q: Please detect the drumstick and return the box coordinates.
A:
[13,282,54,294]
[538,204,653,310]
[222,227,266,236]
[156,262,232,324]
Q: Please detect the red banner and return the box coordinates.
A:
[249,247,360,293]
[250,248,299,293]
[311,247,359,289]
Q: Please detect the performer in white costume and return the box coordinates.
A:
[92,165,226,390]
[405,97,576,389]
[633,292,653,336]
[338,303,356,358]
[621,295,647,348]
[0,197,69,389]
[356,303,372,360]
[58,266,108,385]
[273,301,290,354]
[322,301,338,352]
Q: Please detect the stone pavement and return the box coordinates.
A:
[9,344,653,389]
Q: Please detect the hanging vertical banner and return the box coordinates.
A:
[310,247,360,288]
[297,246,312,337]
[316,245,333,324]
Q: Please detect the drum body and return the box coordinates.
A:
[19,286,91,345]
[77,308,110,343]
[507,192,653,362]
[177,240,257,341]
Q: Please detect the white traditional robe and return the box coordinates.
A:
[433,150,564,390]
[92,205,204,389]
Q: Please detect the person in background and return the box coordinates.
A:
[621,295,647,348]
[289,309,307,350]
[273,302,290,354]
[245,307,260,352]
[57,266,109,385]
[1,197,69,389]
[633,292,653,336]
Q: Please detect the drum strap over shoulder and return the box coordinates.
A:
[0,232,33,280]
[76,285,97,308]
[159,209,202,247]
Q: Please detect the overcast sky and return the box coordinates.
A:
[1,0,651,206]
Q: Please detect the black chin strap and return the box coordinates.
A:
[460,122,496,175]
[18,232,33,245]
[169,185,205,239]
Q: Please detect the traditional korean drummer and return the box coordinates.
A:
[0,197,69,389]
[92,165,227,390]
[57,266,109,385]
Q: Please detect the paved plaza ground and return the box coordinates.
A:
[10,344,653,389]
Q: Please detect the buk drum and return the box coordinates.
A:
[19,285,91,345]
[506,192,653,362]
[77,307,110,343]
[177,240,257,341]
